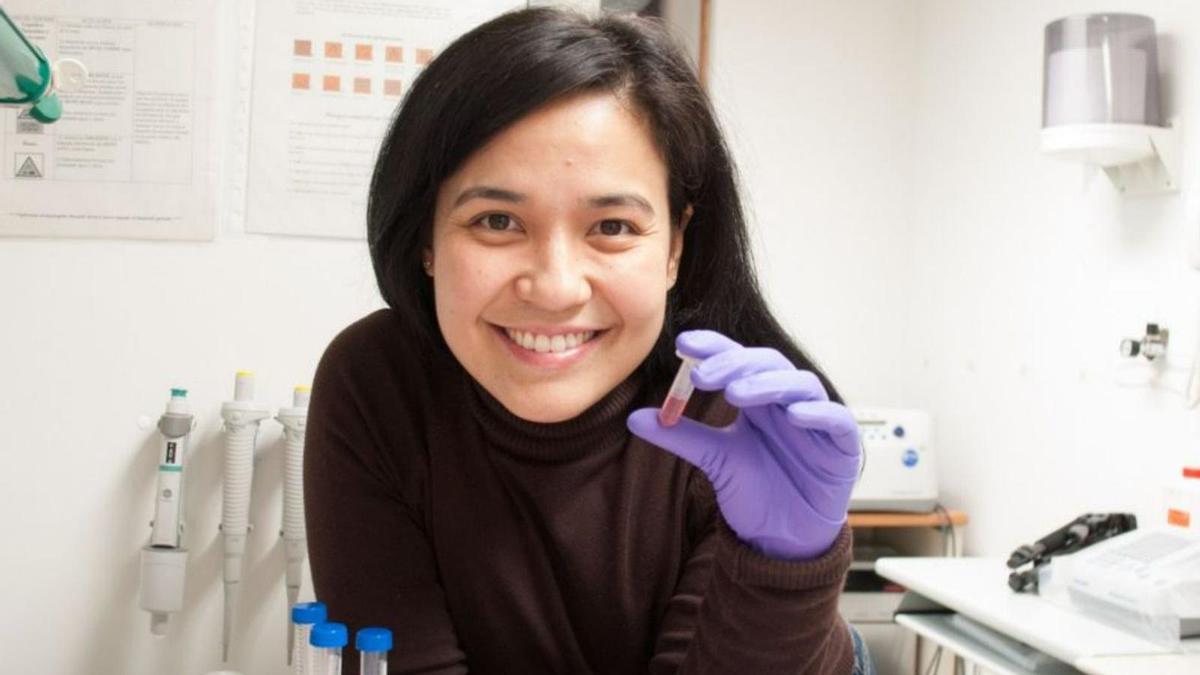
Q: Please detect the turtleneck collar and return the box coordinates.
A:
[465,372,645,464]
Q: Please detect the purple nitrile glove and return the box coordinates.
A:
[628,330,861,560]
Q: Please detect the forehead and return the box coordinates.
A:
[443,92,669,200]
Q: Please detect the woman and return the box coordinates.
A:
[305,7,872,674]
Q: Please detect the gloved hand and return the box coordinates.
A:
[628,330,861,560]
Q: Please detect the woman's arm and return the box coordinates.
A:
[649,476,855,675]
[305,328,468,675]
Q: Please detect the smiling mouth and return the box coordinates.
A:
[499,326,604,354]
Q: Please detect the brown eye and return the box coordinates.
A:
[597,219,630,236]
[484,214,512,230]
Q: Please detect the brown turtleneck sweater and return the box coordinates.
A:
[304,309,854,674]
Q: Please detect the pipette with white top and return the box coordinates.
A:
[219,371,270,661]
[276,385,311,664]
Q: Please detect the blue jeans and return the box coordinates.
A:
[849,624,877,675]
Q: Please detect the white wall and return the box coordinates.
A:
[0,239,382,675]
[711,0,1200,558]
[903,0,1200,555]
[707,0,917,407]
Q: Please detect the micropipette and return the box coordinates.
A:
[276,385,311,665]
[139,388,195,635]
[659,352,700,426]
[219,371,270,662]
[151,388,194,547]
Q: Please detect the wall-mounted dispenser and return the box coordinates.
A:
[1040,14,1178,195]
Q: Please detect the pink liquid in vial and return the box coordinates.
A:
[659,395,688,426]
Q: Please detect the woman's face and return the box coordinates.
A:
[429,92,685,423]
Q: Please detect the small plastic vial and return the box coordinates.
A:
[356,627,393,675]
[309,622,348,675]
[659,352,700,426]
[290,602,327,674]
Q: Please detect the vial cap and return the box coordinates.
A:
[310,622,348,648]
[171,388,188,398]
[356,627,393,653]
[1183,467,1200,480]
[291,601,327,625]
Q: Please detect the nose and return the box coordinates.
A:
[514,234,591,312]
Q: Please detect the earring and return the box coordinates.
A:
[422,259,432,271]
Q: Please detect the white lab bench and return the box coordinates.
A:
[875,557,1200,675]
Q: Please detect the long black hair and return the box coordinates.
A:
[366,7,842,403]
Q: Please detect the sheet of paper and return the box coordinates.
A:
[0,1,220,240]
[243,0,523,239]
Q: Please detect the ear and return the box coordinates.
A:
[667,204,693,289]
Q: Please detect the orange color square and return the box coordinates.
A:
[291,73,310,90]
[384,79,403,97]
[294,40,312,57]
[416,48,433,65]
[323,75,341,92]
[353,77,371,94]
[325,41,343,58]
[355,43,373,61]
[385,46,403,63]
[1168,508,1191,527]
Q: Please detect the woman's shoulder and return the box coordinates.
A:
[313,308,446,420]
[310,310,439,499]
[318,309,436,378]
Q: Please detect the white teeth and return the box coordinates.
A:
[504,328,597,354]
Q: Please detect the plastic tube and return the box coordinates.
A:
[659,352,700,426]
[290,602,327,675]
[356,627,392,675]
[310,623,348,675]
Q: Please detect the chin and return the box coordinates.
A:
[501,392,597,423]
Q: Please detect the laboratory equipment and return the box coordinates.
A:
[1057,528,1200,644]
[138,388,196,636]
[291,601,327,675]
[0,7,86,122]
[277,385,312,663]
[1119,322,1169,361]
[1006,512,1138,593]
[219,371,271,661]
[658,351,699,426]
[849,409,938,512]
[356,627,392,675]
[1040,13,1178,194]
[310,622,348,675]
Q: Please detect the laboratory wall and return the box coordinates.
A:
[898,0,1200,557]
[705,0,917,407]
[710,0,1200,559]
[0,15,385,675]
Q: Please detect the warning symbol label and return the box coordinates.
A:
[15,153,43,179]
[16,108,43,135]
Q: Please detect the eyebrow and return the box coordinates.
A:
[452,185,655,215]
